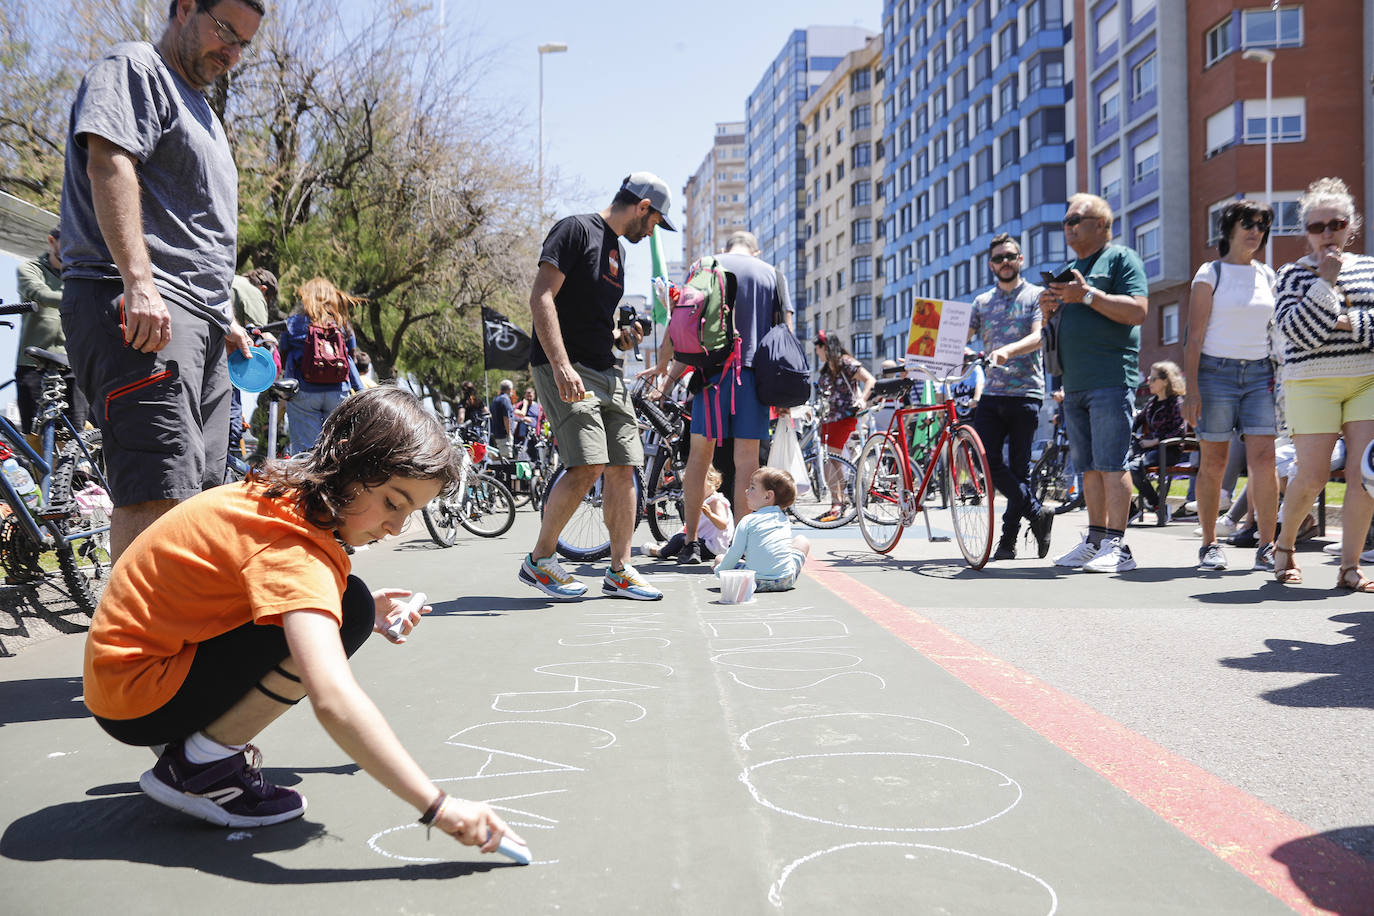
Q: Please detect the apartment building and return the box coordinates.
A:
[878,0,1072,364]
[681,122,749,264]
[801,35,886,369]
[747,26,875,342]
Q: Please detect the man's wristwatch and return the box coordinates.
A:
[1082,287,1096,306]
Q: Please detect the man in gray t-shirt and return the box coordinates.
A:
[58,0,263,561]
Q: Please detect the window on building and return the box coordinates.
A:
[852,143,872,168]
[974,96,992,133]
[1243,97,1306,143]
[1161,303,1179,344]
[1133,136,1160,182]
[976,199,994,235]
[851,181,872,206]
[951,67,969,103]
[998,23,1018,60]
[954,164,970,199]
[999,183,1021,220]
[851,333,874,361]
[974,47,992,83]
[852,257,873,283]
[1206,107,1236,155]
[932,86,948,119]
[916,238,930,266]
[934,226,949,258]
[1028,165,1066,209]
[1242,6,1302,49]
[998,76,1018,115]
[851,219,872,246]
[1027,107,1065,149]
[850,68,871,92]
[935,180,949,211]
[1205,17,1232,66]
[1027,51,1065,92]
[1132,53,1158,100]
[998,128,1019,169]
[933,134,948,165]
[1096,5,1120,52]
[1099,158,1122,201]
[836,268,845,291]
[975,148,993,185]
[1135,219,1161,262]
[851,295,873,322]
[952,115,969,150]
[917,193,930,222]
[1027,0,1063,33]
[1098,82,1120,124]
[954,262,972,297]
[913,61,928,92]
[851,105,872,130]
[899,205,912,234]
[1132,0,1156,20]
[953,213,971,247]
[899,163,913,193]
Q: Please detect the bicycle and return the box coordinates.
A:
[0,300,112,611]
[1029,404,1082,515]
[788,404,859,529]
[854,356,996,568]
[420,424,516,545]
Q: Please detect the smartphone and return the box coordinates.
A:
[1041,268,1076,284]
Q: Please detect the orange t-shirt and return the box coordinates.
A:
[83,481,351,721]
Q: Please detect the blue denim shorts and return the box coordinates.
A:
[1195,355,1277,441]
[691,366,771,441]
[1064,386,1134,472]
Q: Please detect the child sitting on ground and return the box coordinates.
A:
[712,467,811,592]
[644,465,734,560]
[82,387,522,854]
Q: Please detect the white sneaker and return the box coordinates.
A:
[1083,537,1137,573]
[1325,542,1374,562]
[1195,516,1241,538]
[1053,536,1099,568]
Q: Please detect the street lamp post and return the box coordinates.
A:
[537,42,568,215]
[1243,48,1275,266]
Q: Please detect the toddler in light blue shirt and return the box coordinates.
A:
[713,467,811,592]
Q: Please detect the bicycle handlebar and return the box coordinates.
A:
[0,300,39,316]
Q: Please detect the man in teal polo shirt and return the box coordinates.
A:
[1039,193,1149,573]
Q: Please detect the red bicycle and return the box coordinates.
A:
[855,357,996,568]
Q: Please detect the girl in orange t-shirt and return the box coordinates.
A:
[83,387,523,855]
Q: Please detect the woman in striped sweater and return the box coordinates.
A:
[1272,178,1374,589]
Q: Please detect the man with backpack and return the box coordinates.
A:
[489,379,515,459]
[518,172,673,602]
[646,230,794,565]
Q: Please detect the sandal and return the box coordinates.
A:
[1337,566,1374,593]
[1273,544,1302,584]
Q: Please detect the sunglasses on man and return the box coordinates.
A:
[989,252,1021,264]
[1062,214,1102,228]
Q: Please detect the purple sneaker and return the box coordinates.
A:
[139,742,306,827]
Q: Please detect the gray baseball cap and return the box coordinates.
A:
[621,172,677,231]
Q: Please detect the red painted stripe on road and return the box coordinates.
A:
[806,559,1374,916]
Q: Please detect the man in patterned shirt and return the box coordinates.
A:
[968,232,1054,560]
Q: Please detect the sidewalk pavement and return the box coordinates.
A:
[0,508,1370,914]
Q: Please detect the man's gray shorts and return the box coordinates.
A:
[61,278,231,507]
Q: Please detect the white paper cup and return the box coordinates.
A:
[719,569,756,604]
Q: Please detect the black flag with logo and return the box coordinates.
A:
[481,306,531,370]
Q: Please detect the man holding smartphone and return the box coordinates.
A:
[1039,193,1149,573]
[518,172,674,602]
[969,232,1053,561]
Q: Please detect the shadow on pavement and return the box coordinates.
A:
[0,675,89,727]
[428,595,557,617]
[1272,827,1374,915]
[1218,612,1374,709]
[0,583,93,657]
[1,785,510,884]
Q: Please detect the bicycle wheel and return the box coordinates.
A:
[458,473,516,537]
[792,451,858,529]
[947,426,995,569]
[421,492,462,546]
[644,448,684,543]
[1031,445,1079,514]
[856,433,909,554]
[49,432,113,613]
[544,465,644,561]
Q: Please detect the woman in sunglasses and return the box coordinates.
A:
[1181,200,1281,573]
[1271,178,1374,589]
[813,332,875,521]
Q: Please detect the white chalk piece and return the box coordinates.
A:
[496,835,532,865]
[384,591,427,641]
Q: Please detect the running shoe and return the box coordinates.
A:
[1194,516,1242,539]
[1083,537,1137,574]
[992,534,1017,561]
[1029,507,1054,558]
[602,564,663,601]
[1198,542,1228,571]
[1322,543,1374,563]
[519,554,588,600]
[816,508,844,523]
[1254,543,1275,572]
[139,742,305,828]
[1053,535,1098,568]
[677,539,705,565]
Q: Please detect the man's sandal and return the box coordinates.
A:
[1273,544,1301,584]
[1336,566,1374,593]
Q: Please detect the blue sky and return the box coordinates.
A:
[0,1,881,405]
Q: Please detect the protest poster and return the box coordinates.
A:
[904,297,973,378]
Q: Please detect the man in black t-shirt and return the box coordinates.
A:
[518,172,676,602]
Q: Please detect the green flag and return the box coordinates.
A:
[650,226,669,325]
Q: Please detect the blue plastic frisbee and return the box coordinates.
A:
[228,346,277,393]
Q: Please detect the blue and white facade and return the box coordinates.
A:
[878,0,1071,362]
[747,26,873,340]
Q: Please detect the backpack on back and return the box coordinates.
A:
[301,322,349,384]
[666,256,738,371]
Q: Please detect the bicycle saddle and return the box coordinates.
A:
[266,378,299,400]
[23,346,70,370]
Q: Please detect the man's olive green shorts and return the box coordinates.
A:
[532,362,643,468]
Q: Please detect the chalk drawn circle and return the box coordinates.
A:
[740,752,1022,831]
[709,649,863,673]
[769,842,1057,912]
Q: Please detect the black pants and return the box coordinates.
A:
[15,365,90,435]
[972,395,1042,537]
[1129,445,1180,509]
[94,575,375,746]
